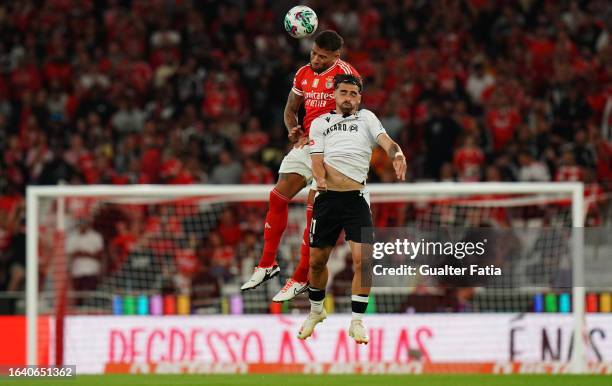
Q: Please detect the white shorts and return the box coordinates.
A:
[278,144,312,183]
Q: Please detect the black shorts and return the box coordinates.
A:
[309,190,374,248]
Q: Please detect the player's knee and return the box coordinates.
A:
[310,258,325,273]
[309,250,327,272]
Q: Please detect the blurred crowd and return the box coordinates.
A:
[1,0,612,307]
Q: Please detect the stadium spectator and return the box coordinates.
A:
[423,103,461,179]
[209,150,242,184]
[108,221,137,274]
[191,255,221,314]
[207,231,236,283]
[66,219,104,292]
[453,135,485,182]
[241,157,273,185]
[556,149,584,181]
[517,151,551,182]
[465,59,495,106]
[238,117,269,157]
[217,208,242,247]
[111,95,145,136]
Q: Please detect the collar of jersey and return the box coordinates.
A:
[330,109,360,118]
[316,59,339,76]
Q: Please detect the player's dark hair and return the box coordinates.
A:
[334,74,363,92]
[315,30,344,51]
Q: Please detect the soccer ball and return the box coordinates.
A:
[284,5,318,39]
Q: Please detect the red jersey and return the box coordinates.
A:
[291,59,360,133]
[555,166,583,182]
[453,146,485,182]
[485,107,521,151]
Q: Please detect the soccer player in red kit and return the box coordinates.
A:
[241,30,360,302]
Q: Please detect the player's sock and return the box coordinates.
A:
[308,287,325,314]
[259,189,290,267]
[351,294,369,321]
[293,203,313,283]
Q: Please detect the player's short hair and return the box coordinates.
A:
[315,30,344,51]
[334,74,363,92]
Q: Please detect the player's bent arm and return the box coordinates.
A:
[284,90,304,142]
[309,117,327,189]
[377,133,407,181]
[310,154,327,191]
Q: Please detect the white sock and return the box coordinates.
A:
[310,299,324,314]
[351,312,363,322]
[308,287,326,314]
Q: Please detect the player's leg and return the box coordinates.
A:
[343,190,374,344]
[260,172,307,265]
[298,191,341,340]
[347,240,371,344]
[241,147,311,291]
[240,173,305,290]
[272,187,316,302]
[297,245,332,340]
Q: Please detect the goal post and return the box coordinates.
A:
[26,182,587,372]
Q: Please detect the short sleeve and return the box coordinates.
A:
[291,66,305,96]
[365,110,386,144]
[309,118,325,154]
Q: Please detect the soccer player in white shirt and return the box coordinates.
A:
[297,74,406,344]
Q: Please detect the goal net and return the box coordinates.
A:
[25,183,611,373]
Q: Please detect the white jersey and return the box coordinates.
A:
[309,108,386,184]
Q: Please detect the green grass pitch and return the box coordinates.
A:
[2,374,611,386]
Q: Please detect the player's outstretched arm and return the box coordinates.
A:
[284,90,305,143]
[377,133,407,181]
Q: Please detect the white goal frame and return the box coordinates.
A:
[26,182,586,372]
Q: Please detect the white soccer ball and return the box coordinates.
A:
[284,5,318,39]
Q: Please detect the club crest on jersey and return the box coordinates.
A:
[325,77,333,89]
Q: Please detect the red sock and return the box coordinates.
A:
[292,204,313,283]
[259,189,290,267]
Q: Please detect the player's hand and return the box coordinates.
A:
[288,125,303,143]
[294,135,309,149]
[393,153,407,181]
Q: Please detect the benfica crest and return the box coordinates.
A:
[325,77,333,89]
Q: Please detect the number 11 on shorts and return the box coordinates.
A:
[309,219,317,244]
